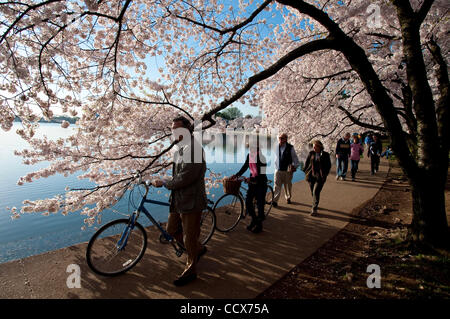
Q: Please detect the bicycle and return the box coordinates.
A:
[86,173,216,277]
[212,177,274,233]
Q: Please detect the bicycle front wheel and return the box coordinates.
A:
[86,219,147,276]
[213,193,244,232]
[251,185,274,219]
[264,185,274,218]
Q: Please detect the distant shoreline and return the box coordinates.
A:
[14,116,79,124]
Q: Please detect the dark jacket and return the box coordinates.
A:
[166,137,207,214]
[278,143,293,171]
[369,140,382,156]
[335,138,351,157]
[303,151,331,183]
[236,151,268,183]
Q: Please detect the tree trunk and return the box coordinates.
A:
[275,0,450,249]
[409,170,449,248]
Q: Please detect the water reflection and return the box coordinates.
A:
[202,130,278,174]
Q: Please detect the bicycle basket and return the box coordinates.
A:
[223,178,241,195]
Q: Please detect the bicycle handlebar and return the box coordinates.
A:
[229,175,273,186]
[133,171,152,198]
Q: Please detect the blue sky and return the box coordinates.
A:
[236,101,262,117]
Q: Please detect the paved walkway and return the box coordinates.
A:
[0,157,389,299]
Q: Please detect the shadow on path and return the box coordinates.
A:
[0,157,389,299]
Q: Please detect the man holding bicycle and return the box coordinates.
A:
[153,116,207,286]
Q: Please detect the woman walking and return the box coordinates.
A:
[350,136,364,181]
[369,134,382,175]
[302,140,331,216]
[232,144,268,233]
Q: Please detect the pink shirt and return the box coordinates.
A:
[249,152,258,177]
[350,143,364,161]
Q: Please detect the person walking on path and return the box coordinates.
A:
[369,134,383,175]
[302,140,331,216]
[364,133,373,157]
[350,135,364,181]
[381,145,393,159]
[272,133,300,207]
[335,133,351,181]
[153,116,207,286]
[232,143,268,233]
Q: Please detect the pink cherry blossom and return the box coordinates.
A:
[1,1,448,244]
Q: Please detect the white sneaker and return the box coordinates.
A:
[336,175,340,180]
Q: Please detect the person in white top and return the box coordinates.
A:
[272,133,300,207]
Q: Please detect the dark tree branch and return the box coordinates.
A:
[416,0,435,26]
[0,0,62,44]
[71,140,178,193]
[201,37,337,127]
[115,91,194,121]
[276,0,342,35]
[309,122,340,141]
[337,105,386,132]
[278,1,417,173]
[302,69,353,81]
[426,37,450,157]
[166,0,273,35]
[365,32,399,40]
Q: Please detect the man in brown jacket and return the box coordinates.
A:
[153,116,207,286]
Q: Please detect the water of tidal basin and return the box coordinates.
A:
[0,123,304,263]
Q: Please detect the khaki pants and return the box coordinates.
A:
[273,170,293,203]
[167,211,202,277]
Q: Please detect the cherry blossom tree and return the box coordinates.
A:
[1,0,194,226]
[252,0,450,247]
[163,0,450,247]
[1,0,448,247]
